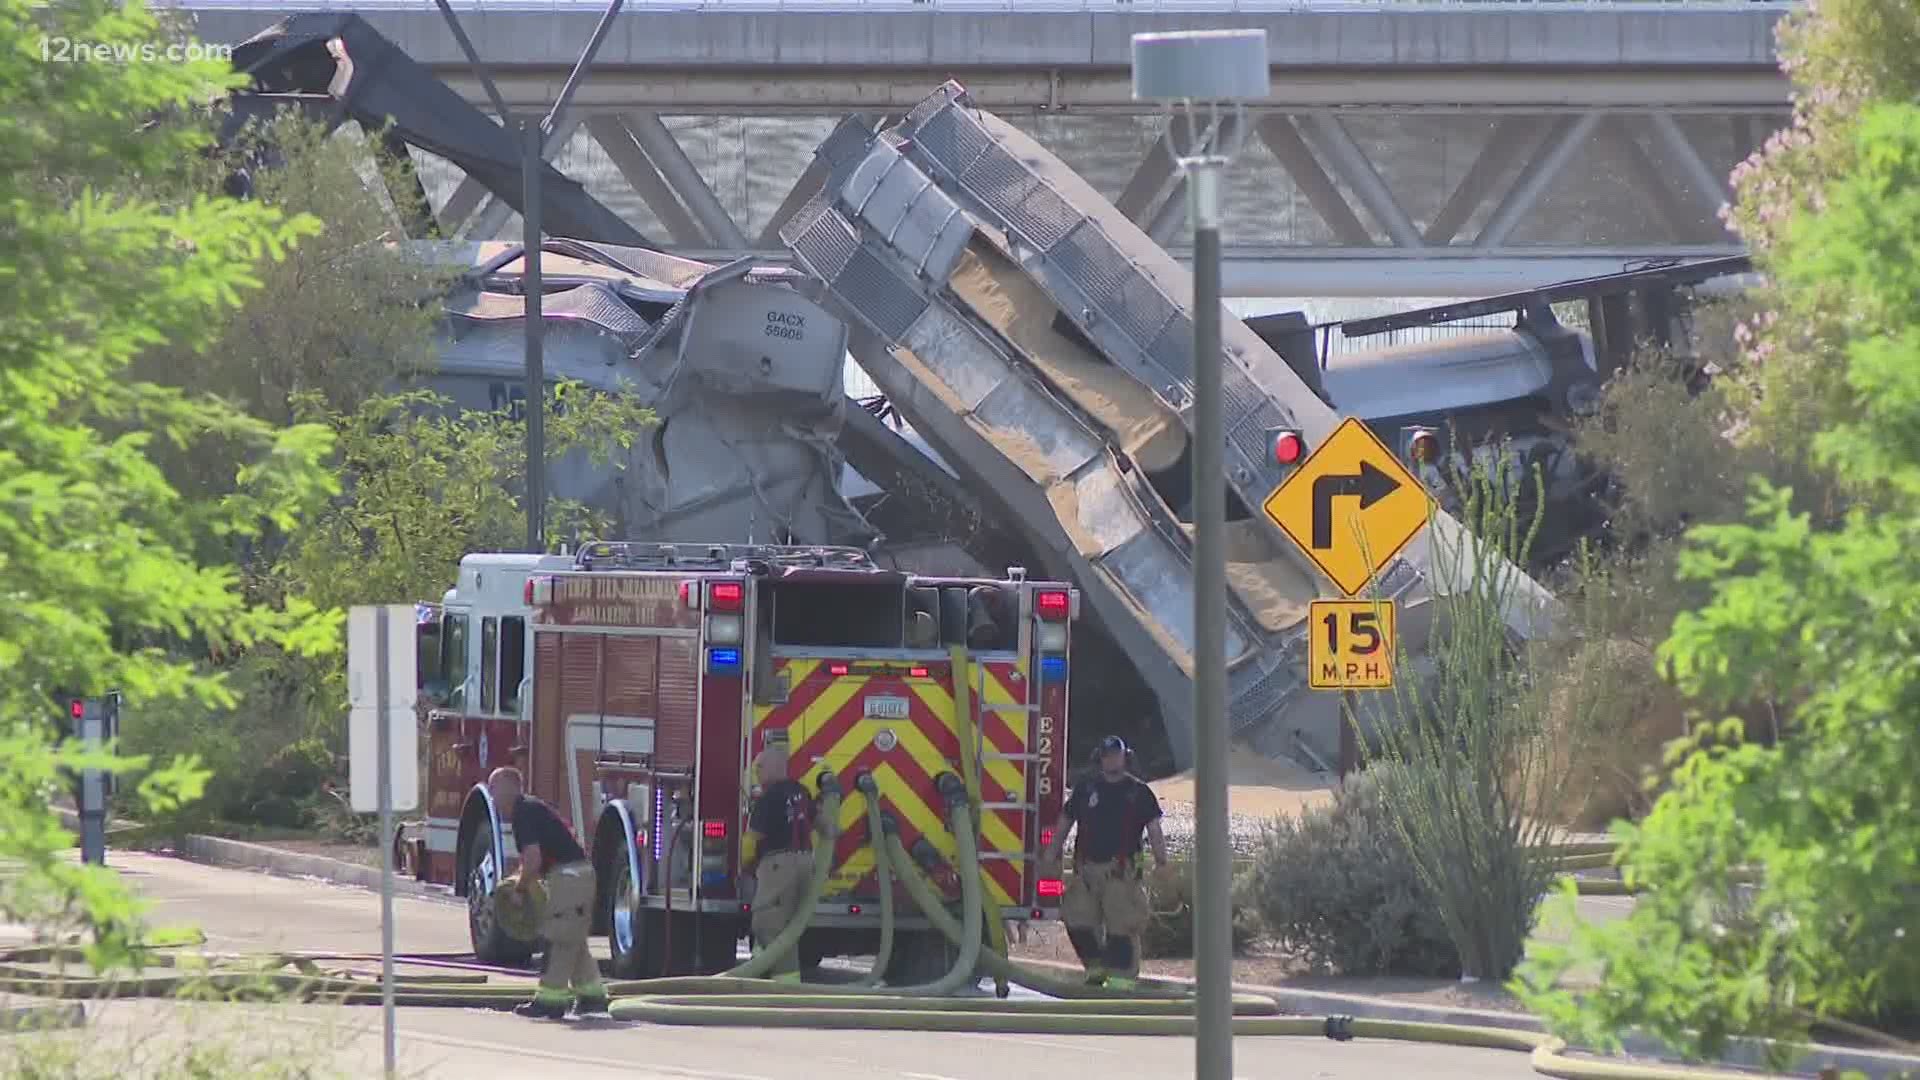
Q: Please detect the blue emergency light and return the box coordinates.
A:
[707,647,741,675]
[1040,655,1068,683]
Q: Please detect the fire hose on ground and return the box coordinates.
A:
[0,786,1819,1079]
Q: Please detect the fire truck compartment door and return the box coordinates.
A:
[566,712,654,843]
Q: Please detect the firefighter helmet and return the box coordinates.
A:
[493,872,545,943]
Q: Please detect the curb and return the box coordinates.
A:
[1022,958,1920,1078]
[0,1003,86,1034]
[52,809,450,904]
[165,834,447,902]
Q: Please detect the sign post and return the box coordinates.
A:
[348,605,419,1080]
[1265,418,1435,776]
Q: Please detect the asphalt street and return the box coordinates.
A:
[6,852,1552,1079]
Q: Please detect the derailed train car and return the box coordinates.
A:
[777,86,1558,770]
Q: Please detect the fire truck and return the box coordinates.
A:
[412,541,1077,979]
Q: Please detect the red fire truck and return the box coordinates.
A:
[411,541,1077,979]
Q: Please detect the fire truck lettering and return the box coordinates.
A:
[1038,775,1053,797]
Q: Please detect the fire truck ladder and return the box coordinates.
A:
[572,540,878,572]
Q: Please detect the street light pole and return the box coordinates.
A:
[1130,29,1267,1080]
[1187,152,1232,1080]
[521,117,546,554]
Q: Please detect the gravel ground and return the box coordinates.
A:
[1155,800,1277,859]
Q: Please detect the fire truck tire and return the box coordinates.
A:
[605,834,655,979]
[464,827,533,967]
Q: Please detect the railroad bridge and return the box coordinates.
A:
[180,0,1793,295]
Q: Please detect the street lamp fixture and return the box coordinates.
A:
[1130,27,1268,1080]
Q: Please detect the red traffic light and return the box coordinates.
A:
[69,699,84,719]
[1273,431,1305,466]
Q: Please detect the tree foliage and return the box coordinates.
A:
[0,0,338,962]
[1513,58,1920,1073]
[1719,0,1920,467]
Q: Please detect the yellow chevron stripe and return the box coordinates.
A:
[747,659,1029,907]
[906,680,1026,798]
[843,718,1025,861]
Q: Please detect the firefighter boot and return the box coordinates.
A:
[514,993,569,1020]
[572,990,611,1016]
[1101,934,1139,991]
[1066,927,1107,986]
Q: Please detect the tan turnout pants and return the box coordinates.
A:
[535,861,604,1005]
[750,850,815,979]
[1061,858,1151,979]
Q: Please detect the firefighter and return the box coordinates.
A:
[1040,735,1169,989]
[742,744,815,983]
[487,766,608,1018]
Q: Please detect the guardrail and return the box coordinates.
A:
[160,0,1801,13]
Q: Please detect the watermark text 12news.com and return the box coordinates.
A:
[40,37,235,64]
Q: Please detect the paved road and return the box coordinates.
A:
[10,853,1548,1079]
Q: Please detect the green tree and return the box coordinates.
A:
[1,0,336,962]
[1513,103,1920,1066]
[121,385,656,831]
[1720,0,1920,467]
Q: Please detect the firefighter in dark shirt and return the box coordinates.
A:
[1040,736,1169,989]
[742,743,815,983]
[488,766,606,1018]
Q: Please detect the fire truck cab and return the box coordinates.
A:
[414,542,1077,980]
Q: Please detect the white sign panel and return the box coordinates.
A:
[348,605,418,710]
[350,707,420,813]
[347,605,422,813]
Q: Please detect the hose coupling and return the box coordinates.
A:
[878,811,901,836]
[854,771,879,795]
[816,770,844,797]
[909,837,941,870]
[934,773,966,807]
[1324,1015,1354,1042]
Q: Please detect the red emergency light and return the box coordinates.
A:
[708,581,744,612]
[702,819,727,839]
[1273,430,1305,466]
[1036,878,1065,899]
[678,581,696,609]
[828,663,851,677]
[908,666,929,678]
[1035,590,1070,621]
[1040,828,1055,847]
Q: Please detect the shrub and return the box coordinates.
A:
[1141,858,1259,959]
[1236,773,1459,977]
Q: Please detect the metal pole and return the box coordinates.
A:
[545,0,623,135]
[1188,158,1232,1080]
[522,118,546,554]
[375,607,397,1078]
[432,0,512,125]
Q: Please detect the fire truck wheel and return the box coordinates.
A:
[606,837,654,979]
[465,827,533,966]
